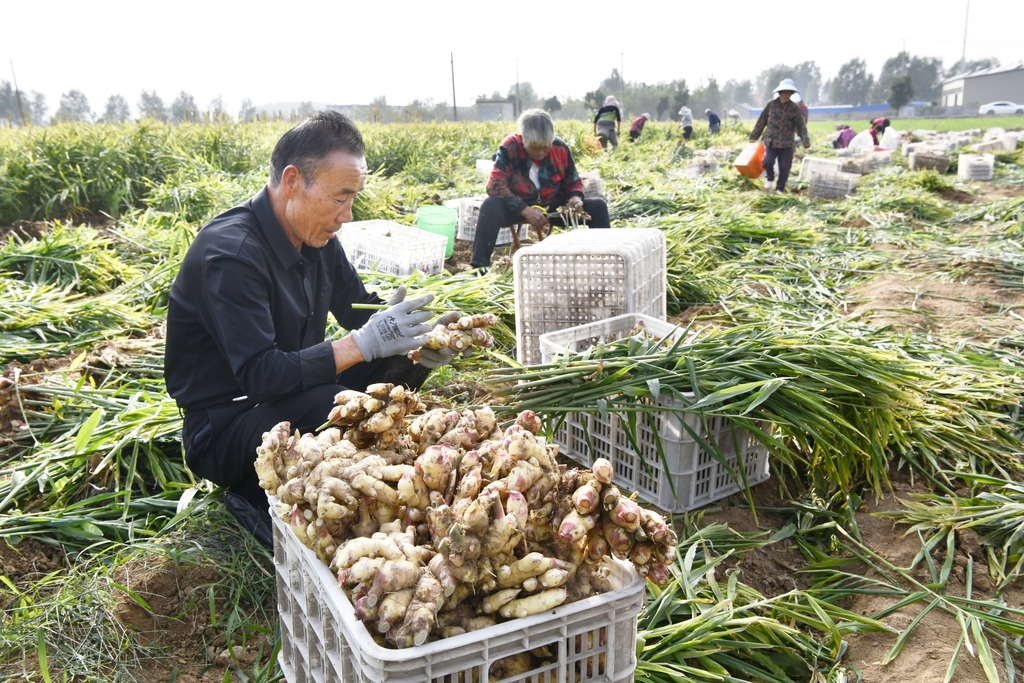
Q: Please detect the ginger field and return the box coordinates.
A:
[2,118,1024,683]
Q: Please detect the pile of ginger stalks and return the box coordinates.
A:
[255,383,677,651]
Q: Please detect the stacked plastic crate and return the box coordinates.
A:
[958,154,995,182]
[539,314,771,513]
[513,228,666,366]
[341,220,447,276]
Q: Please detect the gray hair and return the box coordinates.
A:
[518,108,555,147]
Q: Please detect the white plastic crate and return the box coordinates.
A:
[972,139,1004,154]
[444,197,528,246]
[341,220,447,276]
[475,158,494,179]
[909,152,951,173]
[958,153,995,181]
[808,171,860,199]
[797,156,843,181]
[684,159,719,177]
[272,506,644,683]
[580,170,604,199]
[539,313,683,365]
[538,314,770,513]
[841,151,891,175]
[513,228,667,366]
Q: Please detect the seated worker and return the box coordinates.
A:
[164,111,460,547]
[470,108,611,271]
[629,113,652,142]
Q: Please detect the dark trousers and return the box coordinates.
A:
[683,126,693,140]
[470,195,611,268]
[181,355,429,513]
[763,145,795,191]
[629,131,641,142]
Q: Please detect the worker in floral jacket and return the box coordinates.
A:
[749,78,811,193]
[470,109,610,271]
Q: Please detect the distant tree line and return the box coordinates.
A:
[0,54,1004,128]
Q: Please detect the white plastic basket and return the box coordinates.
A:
[909,152,950,173]
[475,159,494,179]
[958,153,995,181]
[841,150,891,174]
[538,314,770,513]
[539,313,683,365]
[444,197,528,246]
[513,229,667,366]
[798,156,843,181]
[580,170,604,199]
[972,139,1004,154]
[341,220,447,276]
[272,506,644,683]
[685,159,719,177]
[808,171,861,199]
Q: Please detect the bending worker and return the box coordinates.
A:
[705,108,721,134]
[749,78,811,193]
[470,108,611,271]
[629,113,652,142]
[164,111,459,547]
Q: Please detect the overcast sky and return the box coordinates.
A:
[4,0,1023,118]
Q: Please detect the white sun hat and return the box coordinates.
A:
[772,78,800,97]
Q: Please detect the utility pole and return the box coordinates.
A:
[620,53,625,114]
[960,0,970,75]
[10,60,26,126]
[515,59,521,117]
[450,52,457,121]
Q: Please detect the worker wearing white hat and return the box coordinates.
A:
[678,106,693,140]
[749,78,810,193]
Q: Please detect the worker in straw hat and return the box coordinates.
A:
[749,77,811,193]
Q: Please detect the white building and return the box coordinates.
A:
[941,62,1024,107]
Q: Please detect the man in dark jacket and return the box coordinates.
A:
[164,111,458,547]
[705,109,722,134]
[749,79,811,193]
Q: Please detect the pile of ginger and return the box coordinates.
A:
[255,383,677,650]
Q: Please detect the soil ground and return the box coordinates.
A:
[696,468,1024,683]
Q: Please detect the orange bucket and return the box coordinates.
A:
[734,143,765,178]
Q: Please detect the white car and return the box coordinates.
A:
[979,101,1024,115]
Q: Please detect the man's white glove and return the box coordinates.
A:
[350,286,434,362]
[417,311,462,369]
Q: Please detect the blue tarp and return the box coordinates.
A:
[748,103,890,117]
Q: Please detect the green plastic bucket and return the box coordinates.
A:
[417,206,457,258]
